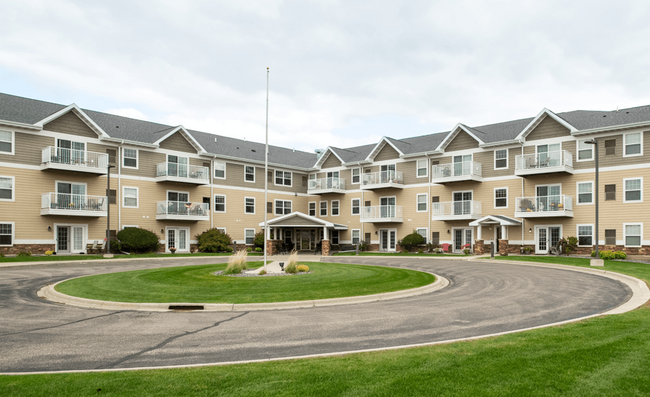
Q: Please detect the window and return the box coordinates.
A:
[417,194,427,212]
[352,229,360,245]
[245,229,255,245]
[605,139,616,156]
[351,198,360,215]
[0,176,14,201]
[625,223,642,247]
[122,187,138,208]
[417,159,428,177]
[417,228,428,243]
[275,200,292,215]
[605,229,616,245]
[494,149,508,169]
[331,200,340,216]
[494,188,507,208]
[167,190,188,203]
[275,170,292,186]
[320,201,327,217]
[214,195,226,212]
[245,197,255,214]
[431,232,440,246]
[365,233,371,244]
[577,181,593,205]
[309,202,316,216]
[245,166,255,182]
[0,130,13,154]
[331,230,339,245]
[605,184,616,201]
[624,132,642,156]
[0,222,13,246]
[214,161,226,179]
[123,148,138,168]
[352,168,361,184]
[624,178,642,202]
[577,225,593,246]
[577,140,593,161]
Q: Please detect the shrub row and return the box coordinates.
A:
[591,250,627,260]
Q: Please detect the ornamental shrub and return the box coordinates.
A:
[255,247,262,252]
[297,264,310,273]
[591,250,597,257]
[116,228,159,254]
[615,250,627,259]
[400,231,425,252]
[17,251,32,257]
[196,228,232,253]
[224,250,249,275]
[599,250,614,260]
[254,232,265,248]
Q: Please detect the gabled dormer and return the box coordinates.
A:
[431,124,484,183]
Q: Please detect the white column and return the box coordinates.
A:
[501,225,507,240]
[323,226,328,240]
[477,224,482,240]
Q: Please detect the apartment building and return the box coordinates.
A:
[1,92,649,256]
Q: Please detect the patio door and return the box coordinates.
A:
[167,227,189,252]
[326,171,339,188]
[536,185,560,212]
[537,143,561,167]
[453,154,471,176]
[380,164,396,183]
[297,229,314,250]
[453,191,472,215]
[56,182,86,209]
[380,197,396,218]
[536,226,561,254]
[56,225,85,254]
[57,139,85,164]
[379,229,396,251]
[452,228,473,252]
[167,155,188,177]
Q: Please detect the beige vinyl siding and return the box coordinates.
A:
[159,132,197,153]
[397,160,419,185]
[321,153,342,168]
[86,143,118,157]
[480,148,519,178]
[120,149,165,177]
[574,131,650,170]
[445,131,480,152]
[525,116,571,141]
[43,112,98,138]
[14,132,54,166]
[374,144,400,162]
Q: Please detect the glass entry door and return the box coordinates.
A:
[452,228,473,252]
[379,229,396,251]
[167,228,189,252]
[536,226,561,254]
[56,225,85,254]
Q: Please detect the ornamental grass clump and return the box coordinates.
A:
[285,250,299,273]
[223,249,249,275]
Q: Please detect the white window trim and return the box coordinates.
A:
[217,227,227,234]
[244,228,256,245]
[214,194,226,213]
[351,168,361,184]
[416,193,428,212]
[214,161,226,180]
[274,199,292,215]
[122,148,139,169]
[416,159,428,178]
[331,200,340,216]
[351,198,360,215]
[55,180,88,196]
[494,149,509,170]
[576,140,594,162]
[623,177,643,203]
[244,166,256,183]
[244,196,255,214]
[0,175,15,202]
[576,181,594,205]
[274,170,292,187]
[308,201,317,216]
[623,131,643,158]
[122,186,139,208]
[0,221,15,247]
[624,223,643,247]
[351,229,361,245]
[320,201,328,217]
[576,224,594,247]
[0,130,15,155]
[494,187,508,209]
[166,189,190,203]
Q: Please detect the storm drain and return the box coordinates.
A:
[168,305,205,311]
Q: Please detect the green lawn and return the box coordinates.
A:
[0,252,261,263]
[3,256,650,396]
[54,262,435,304]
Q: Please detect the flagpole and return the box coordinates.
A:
[264,67,269,271]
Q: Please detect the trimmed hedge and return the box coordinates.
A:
[116,228,159,253]
[196,228,232,253]
[399,231,425,252]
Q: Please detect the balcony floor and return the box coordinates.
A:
[514,210,573,218]
[308,187,346,195]
[360,217,403,223]
[432,175,482,184]
[40,163,107,175]
[432,214,482,221]
[41,208,107,217]
[156,214,209,221]
[155,176,209,185]
[515,165,574,176]
[361,182,404,190]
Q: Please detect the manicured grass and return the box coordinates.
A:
[333,252,463,257]
[54,262,436,304]
[3,256,650,396]
[0,252,260,263]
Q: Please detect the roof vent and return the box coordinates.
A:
[292,148,295,152]
[214,137,217,143]
[252,149,256,153]
[314,149,325,159]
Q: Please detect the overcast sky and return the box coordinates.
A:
[2,0,650,152]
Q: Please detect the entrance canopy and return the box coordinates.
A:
[469,215,521,227]
[259,212,348,230]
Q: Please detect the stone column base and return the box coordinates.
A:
[265,239,276,256]
[321,239,331,256]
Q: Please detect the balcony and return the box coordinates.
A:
[156,201,210,221]
[40,147,108,174]
[40,193,107,217]
[432,200,482,221]
[515,150,574,176]
[360,205,403,223]
[361,171,404,190]
[514,195,574,218]
[308,177,346,194]
[431,161,482,184]
[156,163,209,185]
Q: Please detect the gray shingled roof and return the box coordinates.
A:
[330,143,376,163]
[0,93,66,125]
[557,105,650,130]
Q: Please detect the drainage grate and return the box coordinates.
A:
[168,305,204,311]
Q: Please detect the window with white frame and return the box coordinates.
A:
[352,229,360,245]
[217,227,226,234]
[245,229,255,245]
[245,166,255,182]
[0,223,13,246]
[0,176,13,201]
[331,230,339,245]
[494,149,508,169]
[309,202,316,216]
[331,200,340,216]
[214,194,226,212]
[245,197,255,214]
[0,130,13,154]
[417,194,427,212]
[123,187,138,208]
[625,223,642,247]
[214,161,226,179]
[275,199,292,215]
[123,148,138,168]
[577,225,593,246]
[577,140,594,161]
[624,132,642,156]
[494,187,507,208]
[352,168,360,184]
[417,228,428,243]
[417,159,428,177]
[577,181,593,204]
[320,201,327,216]
[351,198,360,215]
[624,178,642,202]
[275,170,292,186]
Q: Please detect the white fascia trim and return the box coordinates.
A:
[516,108,578,141]
[572,120,650,136]
[0,119,42,131]
[36,104,110,139]
[101,137,158,148]
[400,149,443,159]
[435,124,485,152]
[366,137,405,161]
[479,139,524,148]
[152,125,206,153]
[314,147,345,169]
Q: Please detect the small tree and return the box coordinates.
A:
[196,228,232,252]
[400,230,425,252]
[254,231,265,248]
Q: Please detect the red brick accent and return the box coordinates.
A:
[0,244,56,255]
[321,239,331,256]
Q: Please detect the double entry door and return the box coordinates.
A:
[379,229,396,251]
[167,227,189,252]
[56,225,85,254]
[536,226,561,254]
[452,228,473,252]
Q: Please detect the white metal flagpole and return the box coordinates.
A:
[264,67,269,271]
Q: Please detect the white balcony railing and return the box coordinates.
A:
[515,150,573,174]
[41,147,108,173]
[360,205,403,222]
[361,171,404,188]
[432,200,482,220]
[156,162,209,182]
[41,193,107,216]
[515,195,574,217]
[156,201,209,219]
[308,177,346,192]
[432,161,482,182]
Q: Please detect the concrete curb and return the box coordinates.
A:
[38,272,448,312]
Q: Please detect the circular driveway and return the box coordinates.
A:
[0,256,633,373]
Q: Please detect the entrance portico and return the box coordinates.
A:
[259,212,348,255]
[469,215,521,254]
